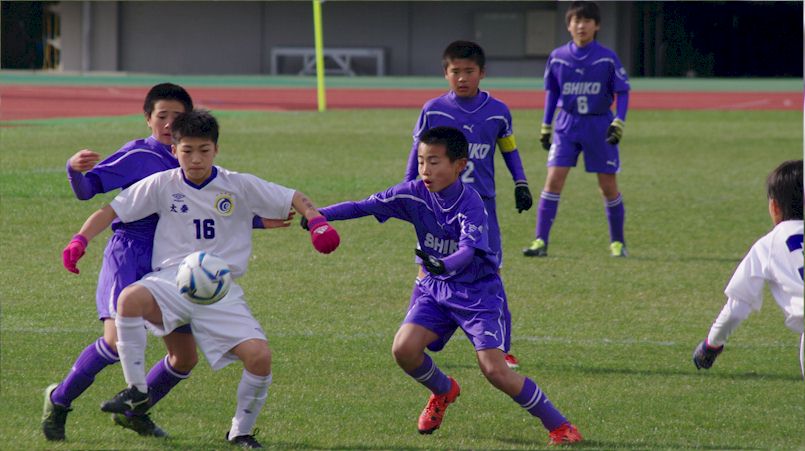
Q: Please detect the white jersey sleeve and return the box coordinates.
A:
[237,173,295,220]
[110,171,163,222]
[724,220,804,334]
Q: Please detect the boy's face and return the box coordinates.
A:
[172,136,218,184]
[417,142,467,193]
[444,58,485,98]
[567,15,599,47]
[146,99,187,145]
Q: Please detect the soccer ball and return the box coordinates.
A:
[176,251,232,305]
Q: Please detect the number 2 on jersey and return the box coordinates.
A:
[785,233,804,280]
[193,219,216,239]
[461,160,475,183]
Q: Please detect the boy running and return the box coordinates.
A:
[319,126,581,445]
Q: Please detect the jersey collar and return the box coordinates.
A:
[181,166,218,190]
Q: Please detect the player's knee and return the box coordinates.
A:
[391,340,419,368]
[169,349,198,372]
[239,340,272,376]
[479,360,509,388]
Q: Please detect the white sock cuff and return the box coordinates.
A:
[242,369,272,387]
[115,315,145,329]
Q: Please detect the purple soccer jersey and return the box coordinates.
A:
[319,179,511,352]
[405,91,516,200]
[545,41,630,118]
[68,136,178,318]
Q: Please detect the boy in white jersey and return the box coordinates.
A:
[693,160,804,377]
[61,110,341,448]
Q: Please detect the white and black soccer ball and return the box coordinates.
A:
[176,251,232,305]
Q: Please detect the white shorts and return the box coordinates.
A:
[134,267,267,370]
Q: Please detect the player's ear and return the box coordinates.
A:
[171,144,177,156]
[454,157,468,173]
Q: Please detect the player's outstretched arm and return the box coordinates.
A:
[66,149,103,200]
[292,191,340,254]
[62,205,118,274]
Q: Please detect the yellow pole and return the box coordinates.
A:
[312,0,327,112]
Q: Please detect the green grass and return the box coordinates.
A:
[1,108,803,450]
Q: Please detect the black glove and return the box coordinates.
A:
[514,182,532,213]
[539,123,552,151]
[692,340,723,370]
[415,249,446,275]
[605,118,624,145]
[300,216,309,231]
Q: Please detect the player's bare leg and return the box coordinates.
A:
[226,339,272,448]
[598,172,627,257]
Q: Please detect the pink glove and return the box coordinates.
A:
[62,234,88,274]
[307,216,340,254]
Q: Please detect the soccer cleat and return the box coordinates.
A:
[504,353,521,369]
[609,241,627,257]
[100,386,149,415]
[523,238,548,257]
[692,340,723,370]
[113,412,168,437]
[227,430,263,448]
[417,377,460,434]
[548,423,583,445]
[42,383,72,441]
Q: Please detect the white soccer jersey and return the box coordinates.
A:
[724,219,804,333]
[111,166,294,278]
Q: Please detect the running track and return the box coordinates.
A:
[0,84,799,121]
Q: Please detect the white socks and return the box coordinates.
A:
[115,316,148,393]
[229,370,272,439]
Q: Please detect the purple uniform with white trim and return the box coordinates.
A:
[319,179,511,353]
[67,136,177,319]
[545,41,630,173]
[404,91,525,263]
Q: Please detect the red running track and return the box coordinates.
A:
[0,85,799,121]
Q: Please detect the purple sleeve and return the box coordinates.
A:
[501,150,527,183]
[66,160,103,200]
[404,140,419,182]
[542,88,559,125]
[615,91,629,122]
[318,201,372,222]
[441,245,474,274]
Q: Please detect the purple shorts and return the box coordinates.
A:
[548,111,620,174]
[404,275,511,353]
[95,233,192,333]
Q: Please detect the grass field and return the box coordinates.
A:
[1,108,803,450]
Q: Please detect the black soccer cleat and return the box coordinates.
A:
[42,383,72,441]
[692,340,724,370]
[113,412,168,437]
[101,386,150,415]
[227,430,263,448]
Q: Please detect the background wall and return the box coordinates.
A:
[1,1,801,78]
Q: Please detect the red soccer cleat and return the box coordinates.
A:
[417,377,460,434]
[548,423,583,446]
[504,353,520,369]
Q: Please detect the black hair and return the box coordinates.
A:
[419,126,468,161]
[442,40,485,71]
[171,109,219,145]
[566,1,601,25]
[767,159,803,220]
[143,83,193,117]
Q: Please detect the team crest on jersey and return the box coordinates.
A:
[214,193,235,216]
